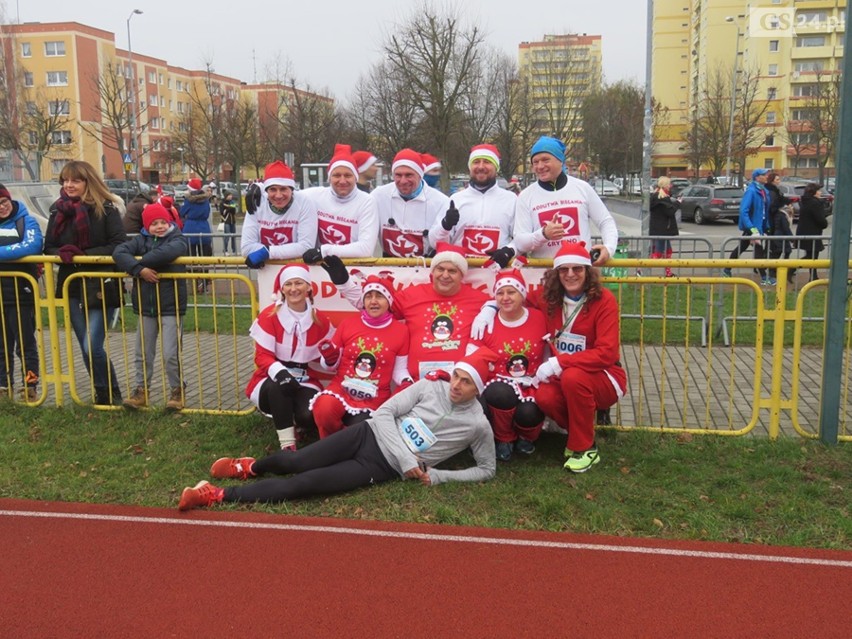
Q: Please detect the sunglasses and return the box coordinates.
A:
[557,265,586,275]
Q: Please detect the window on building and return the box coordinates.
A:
[28,131,38,145]
[765,135,775,146]
[46,71,68,86]
[177,102,184,114]
[152,140,161,151]
[25,101,38,115]
[794,60,826,73]
[797,11,828,26]
[149,118,159,130]
[51,159,68,174]
[24,72,34,87]
[149,95,157,106]
[768,64,778,76]
[792,108,817,120]
[764,158,774,169]
[766,111,776,124]
[158,73,164,85]
[168,78,172,89]
[793,84,819,97]
[769,40,779,52]
[51,131,72,145]
[21,42,31,57]
[48,100,71,115]
[148,71,156,83]
[44,41,66,56]
[176,80,183,91]
[796,36,826,47]
[768,87,777,100]
[160,96,165,107]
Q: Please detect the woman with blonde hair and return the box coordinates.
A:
[44,161,127,405]
[649,176,680,277]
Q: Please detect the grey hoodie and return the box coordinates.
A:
[368,378,496,485]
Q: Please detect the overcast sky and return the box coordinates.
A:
[10,0,647,100]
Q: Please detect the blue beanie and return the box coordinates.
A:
[530,136,566,164]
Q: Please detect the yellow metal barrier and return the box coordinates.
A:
[0,255,849,441]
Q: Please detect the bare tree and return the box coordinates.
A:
[382,3,484,167]
[731,65,772,180]
[783,116,813,175]
[806,69,842,181]
[219,96,257,210]
[490,60,535,181]
[680,66,731,178]
[582,81,646,179]
[0,27,74,180]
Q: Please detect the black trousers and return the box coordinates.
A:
[728,230,766,278]
[223,421,397,503]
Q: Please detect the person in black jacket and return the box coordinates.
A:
[765,173,794,284]
[795,183,830,282]
[113,203,189,410]
[649,176,680,277]
[44,161,127,405]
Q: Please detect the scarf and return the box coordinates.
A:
[360,310,393,328]
[52,189,91,249]
[400,181,425,201]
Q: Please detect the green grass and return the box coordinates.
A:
[2,404,849,549]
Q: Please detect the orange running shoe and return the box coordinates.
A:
[210,457,256,480]
[178,480,223,511]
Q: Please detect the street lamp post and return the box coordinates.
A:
[725,16,743,186]
[126,9,143,184]
[177,146,185,179]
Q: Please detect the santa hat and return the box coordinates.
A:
[493,268,527,298]
[469,144,500,169]
[421,153,441,173]
[187,178,203,191]
[454,348,499,394]
[352,150,378,173]
[553,241,592,269]
[159,195,175,209]
[361,274,395,308]
[392,148,424,178]
[272,264,311,298]
[263,160,296,190]
[141,203,172,230]
[0,183,11,201]
[431,242,468,276]
[328,143,359,179]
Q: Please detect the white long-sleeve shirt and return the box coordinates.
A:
[429,183,516,257]
[303,186,379,259]
[513,175,618,259]
[371,182,449,257]
[239,192,318,260]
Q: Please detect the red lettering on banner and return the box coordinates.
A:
[321,282,337,298]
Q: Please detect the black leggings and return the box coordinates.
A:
[258,379,317,431]
[482,381,545,427]
[223,421,397,503]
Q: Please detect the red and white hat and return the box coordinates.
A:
[273,264,311,298]
[392,148,424,178]
[328,143,358,179]
[431,242,468,276]
[361,274,395,308]
[421,153,441,174]
[187,178,203,191]
[493,268,527,298]
[263,160,296,190]
[468,144,500,169]
[553,241,592,269]
[454,348,499,394]
[352,150,378,173]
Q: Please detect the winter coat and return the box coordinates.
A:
[0,201,43,307]
[112,226,189,317]
[179,191,212,247]
[123,193,155,234]
[796,195,829,253]
[44,199,127,298]
[738,182,768,233]
[649,191,680,236]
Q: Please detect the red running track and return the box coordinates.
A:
[2,498,850,638]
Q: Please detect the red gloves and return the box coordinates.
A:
[318,340,340,367]
[425,370,451,382]
[58,244,85,264]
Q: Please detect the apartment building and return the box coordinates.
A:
[652,0,846,178]
[518,33,603,165]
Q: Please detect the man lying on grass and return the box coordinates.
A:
[178,350,498,510]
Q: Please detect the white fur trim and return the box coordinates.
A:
[392,159,424,178]
[553,254,591,268]
[430,251,468,275]
[264,177,296,190]
[454,362,484,393]
[329,159,359,179]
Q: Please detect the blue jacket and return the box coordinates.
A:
[179,191,212,247]
[0,201,44,306]
[738,182,768,232]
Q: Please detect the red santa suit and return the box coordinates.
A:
[309,313,410,438]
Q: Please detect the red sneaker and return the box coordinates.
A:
[210,457,256,480]
[178,480,223,511]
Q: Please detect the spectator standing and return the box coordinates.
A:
[765,172,794,284]
[220,191,237,255]
[113,202,189,411]
[245,264,334,451]
[0,184,43,402]
[723,168,769,283]
[178,349,498,511]
[372,149,449,257]
[649,176,680,278]
[353,150,379,193]
[44,161,127,405]
[179,178,213,292]
[529,242,627,473]
[509,136,617,268]
[304,144,379,259]
[467,268,548,462]
[241,161,318,269]
[429,144,516,259]
[796,183,830,282]
[123,191,154,234]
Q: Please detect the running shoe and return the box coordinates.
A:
[514,438,535,455]
[495,441,513,462]
[722,268,732,278]
[563,448,601,473]
[210,457,256,480]
[178,480,223,511]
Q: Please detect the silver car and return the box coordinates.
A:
[677,185,743,224]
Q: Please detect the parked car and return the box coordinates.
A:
[651,177,691,197]
[172,183,190,202]
[104,179,152,203]
[677,185,743,224]
[776,182,834,221]
[591,179,619,196]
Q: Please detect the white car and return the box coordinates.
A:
[591,179,619,196]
